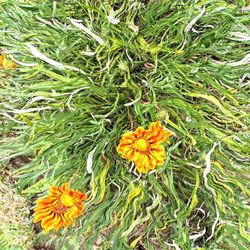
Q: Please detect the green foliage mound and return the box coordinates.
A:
[0,0,249,249]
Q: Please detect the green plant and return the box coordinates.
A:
[0,0,249,249]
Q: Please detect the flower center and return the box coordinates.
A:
[60,194,75,207]
[134,138,149,152]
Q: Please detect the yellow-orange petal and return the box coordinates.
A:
[77,192,87,201]
[52,214,63,231]
[34,206,53,213]
[43,215,60,232]
[148,162,156,170]
[150,150,166,164]
[146,121,172,143]
[119,137,134,147]
[60,213,69,228]
[125,149,135,159]
[50,186,62,196]
[33,210,53,223]
[60,183,69,192]
[41,213,56,231]
[37,196,58,206]
[74,202,84,214]
[148,153,157,167]
[122,132,137,140]
[135,126,146,137]
[141,154,149,166]
[135,161,148,174]
[119,144,132,155]
[132,151,140,162]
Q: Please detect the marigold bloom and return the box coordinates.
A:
[33,183,86,231]
[117,121,172,173]
[0,54,16,69]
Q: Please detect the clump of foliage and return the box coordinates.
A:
[0,0,249,249]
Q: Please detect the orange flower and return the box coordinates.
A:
[117,121,173,174]
[33,183,86,232]
[0,54,16,70]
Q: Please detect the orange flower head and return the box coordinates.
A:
[0,54,16,70]
[117,121,173,174]
[33,183,87,232]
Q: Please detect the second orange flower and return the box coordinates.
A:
[33,183,86,231]
[117,121,173,174]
